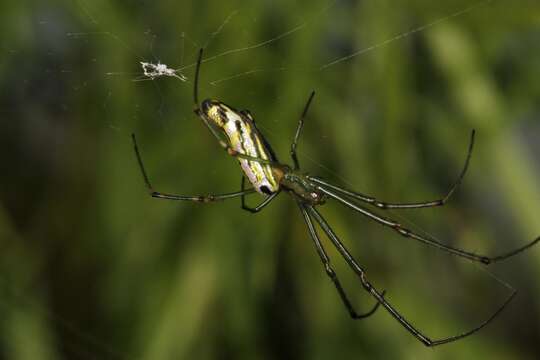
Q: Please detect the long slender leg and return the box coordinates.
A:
[192,48,274,166]
[132,133,256,201]
[290,91,315,170]
[297,201,383,319]
[240,176,280,213]
[318,186,540,264]
[308,206,516,347]
[308,130,475,210]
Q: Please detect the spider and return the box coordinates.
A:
[131,48,540,347]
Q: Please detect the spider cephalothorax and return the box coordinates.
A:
[280,171,327,206]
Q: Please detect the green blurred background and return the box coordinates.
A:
[1,0,540,359]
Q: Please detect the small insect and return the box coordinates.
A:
[132,48,540,347]
[140,61,186,81]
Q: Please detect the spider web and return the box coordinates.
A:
[4,0,537,358]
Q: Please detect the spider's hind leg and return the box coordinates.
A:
[132,133,256,202]
[240,176,279,213]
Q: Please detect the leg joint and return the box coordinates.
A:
[324,263,336,278]
[360,273,371,291]
[394,225,411,237]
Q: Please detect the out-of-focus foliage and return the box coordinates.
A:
[1,0,539,359]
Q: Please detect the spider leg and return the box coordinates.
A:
[290,91,316,170]
[297,201,384,319]
[307,205,517,347]
[317,186,540,264]
[192,48,274,166]
[308,130,475,210]
[132,133,256,201]
[240,176,280,213]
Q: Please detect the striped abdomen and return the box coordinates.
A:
[201,99,280,195]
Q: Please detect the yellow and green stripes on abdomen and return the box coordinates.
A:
[221,112,279,194]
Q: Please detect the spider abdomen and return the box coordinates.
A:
[202,99,280,194]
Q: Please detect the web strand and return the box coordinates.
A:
[319,0,494,70]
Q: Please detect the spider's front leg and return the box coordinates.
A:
[307,205,517,347]
[297,201,384,320]
[308,129,476,210]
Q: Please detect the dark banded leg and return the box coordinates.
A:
[318,186,540,264]
[132,133,256,201]
[290,91,315,170]
[307,205,516,347]
[297,201,383,319]
[308,130,475,210]
[240,177,279,213]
